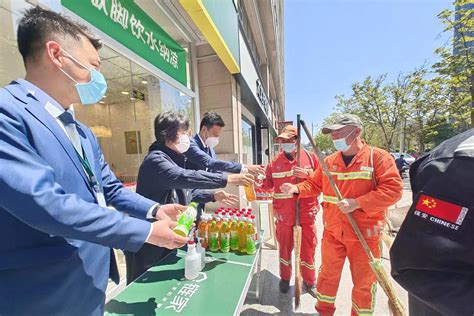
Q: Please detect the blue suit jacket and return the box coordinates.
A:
[184,134,242,173]
[0,81,155,316]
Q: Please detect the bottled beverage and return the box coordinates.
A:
[216,214,223,231]
[230,220,239,251]
[209,221,219,252]
[251,215,258,241]
[243,214,249,228]
[196,238,206,271]
[174,202,198,237]
[198,214,209,248]
[220,222,230,253]
[244,183,256,201]
[238,222,247,253]
[246,224,257,255]
[185,240,200,280]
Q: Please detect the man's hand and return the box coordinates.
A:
[280,182,299,195]
[246,164,265,177]
[227,173,255,186]
[155,203,187,221]
[146,220,188,249]
[213,190,239,207]
[293,167,311,179]
[337,198,360,214]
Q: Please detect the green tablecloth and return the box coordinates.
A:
[105,247,260,316]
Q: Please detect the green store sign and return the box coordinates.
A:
[62,0,187,85]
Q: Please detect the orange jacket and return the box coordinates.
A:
[262,150,319,225]
[297,144,403,241]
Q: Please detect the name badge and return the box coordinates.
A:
[361,166,374,172]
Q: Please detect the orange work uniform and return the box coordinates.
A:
[297,144,403,316]
[262,150,319,285]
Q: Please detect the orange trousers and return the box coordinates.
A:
[316,230,381,316]
[275,220,317,285]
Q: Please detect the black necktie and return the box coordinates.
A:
[58,111,75,126]
[57,111,82,157]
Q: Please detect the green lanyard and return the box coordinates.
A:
[75,146,101,194]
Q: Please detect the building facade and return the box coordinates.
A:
[0,0,284,293]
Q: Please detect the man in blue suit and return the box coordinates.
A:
[185,112,265,175]
[0,7,188,316]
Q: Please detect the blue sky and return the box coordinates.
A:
[284,0,453,133]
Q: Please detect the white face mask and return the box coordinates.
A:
[175,134,190,153]
[332,129,356,152]
[205,136,219,149]
[281,143,296,153]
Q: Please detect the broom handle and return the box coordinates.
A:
[295,114,302,225]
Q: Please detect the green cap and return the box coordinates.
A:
[222,222,228,228]
[322,113,362,134]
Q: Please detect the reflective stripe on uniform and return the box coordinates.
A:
[316,292,336,304]
[273,192,294,200]
[279,257,291,266]
[352,282,377,316]
[272,170,294,178]
[330,171,372,180]
[300,261,315,270]
[322,195,339,204]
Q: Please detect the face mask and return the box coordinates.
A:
[281,143,296,153]
[60,49,107,105]
[175,134,191,153]
[333,129,356,152]
[205,136,219,149]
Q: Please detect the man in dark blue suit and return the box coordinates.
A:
[185,112,265,175]
[185,112,263,217]
[0,7,188,315]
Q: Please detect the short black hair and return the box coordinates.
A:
[200,112,225,131]
[17,6,102,64]
[154,111,190,144]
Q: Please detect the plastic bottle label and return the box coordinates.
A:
[221,233,230,251]
[209,232,219,251]
[230,231,239,250]
[175,207,196,236]
[246,235,256,254]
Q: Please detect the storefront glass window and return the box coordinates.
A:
[241,118,254,165]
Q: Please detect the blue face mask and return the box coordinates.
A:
[60,50,107,105]
[333,129,356,152]
[281,143,296,153]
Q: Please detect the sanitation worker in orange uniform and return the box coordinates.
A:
[282,114,403,316]
[261,125,319,297]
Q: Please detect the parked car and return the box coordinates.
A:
[390,152,416,165]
